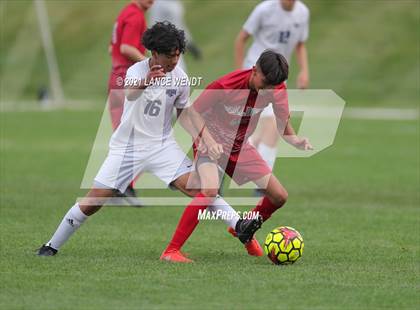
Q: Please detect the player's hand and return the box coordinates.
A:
[285,135,313,151]
[297,70,309,89]
[145,65,165,85]
[196,139,207,154]
[207,142,224,160]
[293,137,313,150]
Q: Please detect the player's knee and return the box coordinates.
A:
[201,189,218,200]
[184,189,200,197]
[271,188,288,207]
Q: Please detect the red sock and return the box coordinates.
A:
[252,196,282,222]
[165,193,211,252]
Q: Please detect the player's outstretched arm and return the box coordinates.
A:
[279,119,313,151]
[177,108,200,140]
[186,106,223,160]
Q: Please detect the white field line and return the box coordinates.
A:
[0,101,418,121]
[76,196,261,207]
[343,107,419,120]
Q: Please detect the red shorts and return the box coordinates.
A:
[195,142,271,185]
[107,67,128,130]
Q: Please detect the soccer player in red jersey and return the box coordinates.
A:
[161,50,312,259]
[108,0,154,196]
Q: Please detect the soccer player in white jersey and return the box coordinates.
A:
[234,0,310,174]
[37,22,261,262]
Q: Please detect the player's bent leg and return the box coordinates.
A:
[170,171,200,198]
[37,188,116,256]
[253,174,288,222]
[197,161,220,200]
[255,116,280,171]
[198,159,262,255]
[259,116,280,148]
[161,160,220,262]
[79,188,116,215]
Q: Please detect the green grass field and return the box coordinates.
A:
[1,110,418,309]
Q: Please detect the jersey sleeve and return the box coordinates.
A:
[174,84,191,109]
[242,4,264,36]
[121,16,144,48]
[125,63,138,79]
[124,62,147,89]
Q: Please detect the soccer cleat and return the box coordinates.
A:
[228,226,238,238]
[160,249,193,263]
[235,215,263,244]
[37,244,58,256]
[114,186,143,207]
[123,185,137,198]
[245,238,264,256]
[115,185,137,198]
[228,227,264,256]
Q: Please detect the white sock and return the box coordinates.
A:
[207,196,240,228]
[257,143,277,169]
[46,203,88,250]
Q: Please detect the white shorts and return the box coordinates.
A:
[260,103,275,118]
[94,139,192,192]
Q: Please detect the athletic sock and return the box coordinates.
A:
[251,196,280,222]
[257,143,277,169]
[207,195,240,228]
[46,203,88,250]
[165,193,210,252]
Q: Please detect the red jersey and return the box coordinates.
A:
[193,70,289,154]
[110,3,147,70]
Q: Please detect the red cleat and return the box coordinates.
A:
[228,226,238,237]
[244,238,264,257]
[228,227,263,257]
[160,249,193,263]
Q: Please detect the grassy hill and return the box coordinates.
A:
[0,0,419,107]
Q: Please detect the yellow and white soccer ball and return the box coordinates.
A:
[264,226,304,265]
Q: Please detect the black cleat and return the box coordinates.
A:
[235,215,263,244]
[37,244,58,256]
[123,185,137,198]
[115,185,137,198]
[114,186,143,207]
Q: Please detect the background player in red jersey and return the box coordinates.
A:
[162,50,313,259]
[108,0,154,196]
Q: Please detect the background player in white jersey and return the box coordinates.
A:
[149,0,201,72]
[234,0,310,173]
[37,22,254,262]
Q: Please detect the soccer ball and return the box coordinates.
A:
[264,226,304,265]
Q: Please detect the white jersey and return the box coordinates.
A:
[243,0,309,68]
[109,59,189,151]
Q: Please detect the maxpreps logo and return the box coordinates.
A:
[197,209,260,220]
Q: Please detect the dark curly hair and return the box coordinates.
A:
[256,50,289,85]
[142,21,186,55]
